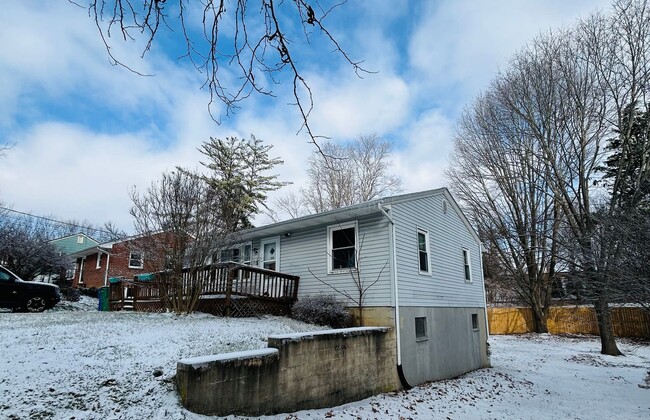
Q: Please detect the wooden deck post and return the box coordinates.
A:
[225,266,234,317]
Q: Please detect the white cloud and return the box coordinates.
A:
[0,119,212,231]
[307,71,411,139]
[407,0,612,105]
[392,109,455,193]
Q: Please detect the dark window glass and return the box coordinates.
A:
[332,228,355,248]
[472,313,479,330]
[331,227,356,269]
[418,231,428,272]
[415,317,427,339]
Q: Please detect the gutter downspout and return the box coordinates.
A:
[478,243,491,366]
[103,253,111,287]
[378,203,412,390]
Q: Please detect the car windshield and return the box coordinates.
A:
[0,267,16,282]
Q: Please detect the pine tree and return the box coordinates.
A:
[601,103,650,210]
[197,135,288,231]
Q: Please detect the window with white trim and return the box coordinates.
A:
[217,243,253,265]
[128,251,144,269]
[462,248,472,282]
[327,221,358,272]
[77,235,84,244]
[96,252,102,269]
[417,228,430,274]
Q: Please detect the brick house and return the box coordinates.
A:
[69,234,165,289]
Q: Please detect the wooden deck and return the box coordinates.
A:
[109,262,300,316]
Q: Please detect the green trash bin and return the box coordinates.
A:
[98,286,110,311]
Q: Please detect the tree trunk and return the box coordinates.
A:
[531,305,549,333]
[594,297,623,356]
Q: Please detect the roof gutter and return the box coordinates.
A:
[378,203,411,390]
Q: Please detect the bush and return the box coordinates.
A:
[78,287,99,298]
[291,295,352,328]
[60,286,81,302]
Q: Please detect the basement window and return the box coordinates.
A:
[472,313,479,331]
[415,317,428,341]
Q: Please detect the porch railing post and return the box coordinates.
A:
[225,266,233,317]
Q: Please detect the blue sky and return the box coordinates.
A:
[0,0,611,233]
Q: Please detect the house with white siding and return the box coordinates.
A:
[230,188,490,388]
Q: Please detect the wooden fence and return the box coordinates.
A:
[488,306,650,338]
[109,262,300,316]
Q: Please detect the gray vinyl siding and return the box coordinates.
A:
[392,194,485,308]
[252,213,393,307]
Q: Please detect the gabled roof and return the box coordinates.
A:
[50,233,100,255]
[240,188,480,245]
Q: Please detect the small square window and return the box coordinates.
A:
[471,313,479,330]
[77,235,85,244]
[415,317,428,341]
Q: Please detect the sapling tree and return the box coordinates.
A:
[307,233,387,326]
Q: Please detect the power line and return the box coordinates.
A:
[0,206,112,236]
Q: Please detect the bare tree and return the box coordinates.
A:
[0,215,71,281]
[275,134,401,218]
[448,59,563,332]
[76,0,367,146]
[130,170,226,314]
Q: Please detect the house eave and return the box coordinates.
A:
[240,188,448,240]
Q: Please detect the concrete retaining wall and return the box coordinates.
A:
[176,327,399,416]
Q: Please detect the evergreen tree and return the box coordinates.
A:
[600,103,650,210]
[197,135,288,231]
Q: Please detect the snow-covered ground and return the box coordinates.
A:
[1,298,648,419]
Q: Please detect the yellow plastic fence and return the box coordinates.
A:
[488,306,650,337]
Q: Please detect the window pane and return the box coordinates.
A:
[332,228,355,249]
[418,232,427,252]
[415,317,427,339]
[419,251,428,272]
[332,248,355,269]
[243,245,251,263]
[263,243,276,261]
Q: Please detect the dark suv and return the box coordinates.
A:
[0,265,61,312]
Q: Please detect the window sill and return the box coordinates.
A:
[128,266,144,270]
[416,336,429,342]
[328,268,357,275]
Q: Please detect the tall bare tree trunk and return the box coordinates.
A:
[594,295,622,356]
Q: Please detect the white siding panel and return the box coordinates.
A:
[271,213,393,307]
[392,194,485,308]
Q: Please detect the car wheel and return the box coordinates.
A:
[25,296,46,313]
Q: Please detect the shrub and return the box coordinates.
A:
[291,295,352,328]
[78,287,99,298]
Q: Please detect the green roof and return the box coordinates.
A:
[50,233,100,255]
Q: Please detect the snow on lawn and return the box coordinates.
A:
[1,299,649,420]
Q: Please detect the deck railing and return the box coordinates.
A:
[109,262,300,313]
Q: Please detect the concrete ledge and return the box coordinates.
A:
[178,348,279,368]
[176,326,398,416]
